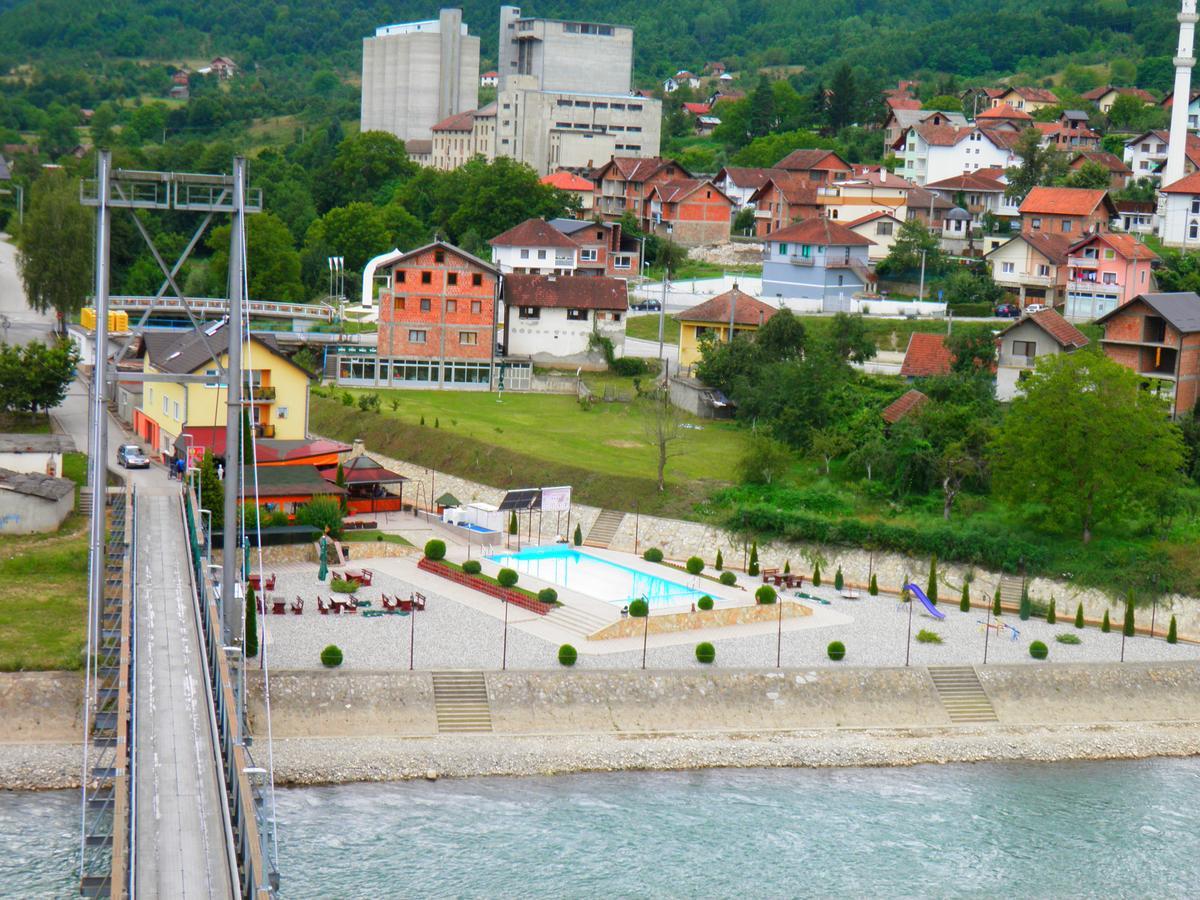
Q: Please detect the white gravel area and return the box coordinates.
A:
[260,561,1198,671]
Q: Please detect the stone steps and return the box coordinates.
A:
[928,666,999,724]
[583,509,624,548]
[431,671,493,733]
[545,604,611,636]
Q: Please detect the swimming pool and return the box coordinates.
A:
[487,545,709,609]
[456,522,498,534]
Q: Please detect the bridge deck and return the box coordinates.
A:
[134,491,236,899]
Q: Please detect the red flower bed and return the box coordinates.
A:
[418,558,550,615]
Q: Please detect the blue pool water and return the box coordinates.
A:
[488,544,708,608]
[455,522,496,534]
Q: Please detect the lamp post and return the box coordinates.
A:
[776,592,783,669]
[904,583,914,667]
[501,598,509,671]
[983,592,992,665]
[409,596,416,671]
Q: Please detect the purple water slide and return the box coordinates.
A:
[904,583,946,620]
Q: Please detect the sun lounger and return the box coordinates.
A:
[412,592,426,611]
[381,594,396,612]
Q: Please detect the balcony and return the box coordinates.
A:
[248,385,276,401]
[998,351,1037,368]
[1067,280,1120,294]
[788,255,815,266]
[1069,256,1100,268]
[826,257,854,269]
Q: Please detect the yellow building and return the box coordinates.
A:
[133,323,311,459]
[677,287,778,368]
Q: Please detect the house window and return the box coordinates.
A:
[1102,272,1117,284]
[801,244,812,258]
[778,243,788,255]
[173,401,180,420]
[395,270,406,283]
[519,306,540,319]
[1190,220,1199,240]
[520,249,530,259]
[1030,217,1042,230]
[1104,249,1116,259]
[581,249,598,262]
[1002,262,1015,274]
[1192,199,1200,215]
[472,273,483,286]
[420,299,431,312]
[471,300,482,314]
[435,250,445,263]
[537,250,547,260]
[567,309,589,321]
[393,297,405,312]
[876,221,893,236]
[613,255,631,269]
[1012,340,1037,358]
[448,273,458,286]
[409,330,427,344]
[1037,264,1050,277]
[163,396,169,414]
[1062,220,1072,233]
[459,331,477,345]
[447,299,457,313]
[421,271,432,284]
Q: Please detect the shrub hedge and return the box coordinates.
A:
[1029,640,1049,660]
[320,644,343,667]
[827,641,845,661]
[424,539,446,561]
[1056,633,1082,644]
[558,644,578,666]
[697,595,714,611]
[727,505,1047,573]
[719,571,737,586]
[695,641,716,664]
[686,556,704,575]
[643,548,664,563]
[538,588,558,604]
[497,568,519,588]
[916,629,942,644]
[462,559,482,575]
[755,585,777,605]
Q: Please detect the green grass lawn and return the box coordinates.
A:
[626,314,682,344]
[0,518,89,671]
[342,530,413,546]
[0,412,52,434]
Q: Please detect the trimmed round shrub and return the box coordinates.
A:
[685,556,704,575]
[538,588,558,604]
[558,644,578,666]
[755,585,777,605]
[719,571,737,586]
[629,598,649,618]
[320,644,343,668]
[1029,640,1049,660]
[695,641,716,664]
[697,595,714,611]
[496,568,519,587]
[462,559,482,575]
[827,641,845,661]
[423,539,446,561]
[643,547,664,563]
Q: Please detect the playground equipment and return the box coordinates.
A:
[903,583,946,620]
[979,619,1020,641]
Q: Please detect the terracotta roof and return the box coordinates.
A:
[774,148,850,172]
[846,210,903,227]
[677,288,777,326]
[716,166,784,190]
[900,332,953,378]
[925,172,1006,192]
[1014,232,1075,266]
[1114,200,1155,214]
[431,109,476,132]
[404,139,432,155]
[764,217,873,246]
[142,323,288,376]
[975,166,1007,180]
[503,274,627,310]
[251,464,346,499]
[483,70,498,77]
[906,185,954,212]
[1001,86,1059,103]
[881,389,929,424]
[593,156,687,184]
[976,125,1025,149]
[998,308,1089,349]
[1161,170,1200,194]
[886,96,922,111]
[1161,90,1200,108]
[1124,129,1170,146]
[683,102,711,115]
[748,172,819,207]
[540,171,595,192]
[1082,85,1153,103]
[489,218,580,249]
[651,178,729,205]
[322,454,408,486]
[835,168,914,190]
[1070,151,1132,175]
[978,103,1032,121]
[1018,186,1109,216]
[1070,232,1159,262]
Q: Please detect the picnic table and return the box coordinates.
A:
[249,573,277,591]
[340,568,373,587]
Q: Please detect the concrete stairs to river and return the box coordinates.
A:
[431,671,493,733]
[927,666,999,724]
[995,573,1025,612]
[583,509,625,549]
[545,603,611,637]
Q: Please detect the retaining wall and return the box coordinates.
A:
[247,671,436,738]
[590,600,810,641]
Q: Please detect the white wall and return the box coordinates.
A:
[491,245,577,274]
[505,308,625,361]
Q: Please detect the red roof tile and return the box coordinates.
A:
[978,103,1032,121]
[998,308,1090,349]
[774,148,850,172]
[1018,186,1109,216]
[1070,151,1132,175]
[1001,86,1059,104]
[503,274,627,310]
[900,332,953,378]
[717,166,785,190]
[1083,85,1156,104]
[651,178,730,205]
[683,102,711,115]
[846,210,903,227]
[881,389,929,424]
[593,156,686,184]
[925,172,1007,192]
[1070,232,1158,262]
[540,171,595,192]
[764,217,873,246]
[489,218,580,249]
[886,96,922,111]
[1161,169,1200,194]
[431,110,477,132]
[678,288,777,326]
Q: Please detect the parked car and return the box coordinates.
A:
[630,299,661,312]
[117,444,149,469]
[994,303,1020,318]
[1024,303,1048,315]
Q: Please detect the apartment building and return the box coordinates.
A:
[498,5,632,94]
[893,123,1022,185]
[429,103,496,170]
[489,218,580,274]
[1063,232,1158,320]
[360,9,480,142]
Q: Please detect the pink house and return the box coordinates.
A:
[1063,232,1159,320]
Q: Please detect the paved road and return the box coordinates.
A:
[0,233,56,345]
[133,488,236,898]
[624,335,679,366]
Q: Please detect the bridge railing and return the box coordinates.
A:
[183,489,277,897]
[106,295,335,322]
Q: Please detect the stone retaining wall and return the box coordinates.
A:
[328,444,1200,640]
[247,671,435,737]
[215,538,416,567]
[0,672,83,741]
[590,600,810,641]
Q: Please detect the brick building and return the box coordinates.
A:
[1096,292,1200,418]
[591,156,690,223]
[646,178,733,245]
[371,241,500,389]
[1018,186,1117,237]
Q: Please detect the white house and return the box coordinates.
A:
[1123,130,1169,182]
[893,123,1022,185]
[984,232,1073,309]
[0,434,76,478]
[994,308,1091,401]
[480,71,498,88]
[925,172,1020,224]
[714,166,780,211]
[664,71,701,93]
[1156,170,1200,248]
[846,211,904,262]
[501,274,627,364]
[488,218,579,275]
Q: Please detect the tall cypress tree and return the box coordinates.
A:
[748,76,775,138]
[827,63,856,131]
[926,555,938,605]
[245,585,259,657]
[1123,591,1136,637]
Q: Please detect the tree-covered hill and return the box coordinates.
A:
[0,0,1186,85]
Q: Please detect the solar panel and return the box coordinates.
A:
[497,488,541,511]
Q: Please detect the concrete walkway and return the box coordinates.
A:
[133,489,236,899]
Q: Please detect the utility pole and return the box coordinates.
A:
[87,151,111,650]
[657,267,668,362]
[222,157,246,641]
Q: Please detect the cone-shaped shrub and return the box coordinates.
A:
[1046,598,1056,625]
[812,562,822,587]
[748,542,759,576]
[959,582,970,613]
[783,559,791,574]
[508,511,518,535]
[1101,610,1111,633]
[573,523,582,546]
[992,593,1002,616]
[1123,592,1135,637]
[869,574,878,596]
[245,586,259,658]
[834,567,844,591]
[1019,586,1031,621]
[1167,616,1178,644]
[1075,602,1084,629]
[926,555,938,605]
[715,549,723,571]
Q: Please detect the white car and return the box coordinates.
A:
[1023,303,1048,315]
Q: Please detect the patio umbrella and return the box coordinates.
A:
[318,536,329,582]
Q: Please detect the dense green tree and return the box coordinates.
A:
[748,76,776,139]
[946,330,997,376]
[993,353,1185,543]
[829,313,876,363]
[1063,160,1112,191]
[942,266,1003,309]
[755,308,807,359]
[880,217,943,276]
[207,212,304,301]
[827,63,856,131]
[318,131,415,212]
[729,129,837,167]
[16,171,93,330]
[0,339,79,415]
[738,433,793,485]
[1005,127,1068,202]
